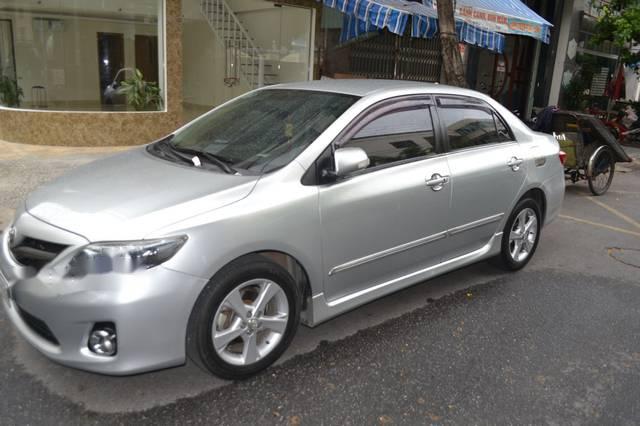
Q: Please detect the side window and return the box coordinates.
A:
[494,113,512,141]
[343,107,436,168]
[438,106,508,150]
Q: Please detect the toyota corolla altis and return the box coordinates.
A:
[0,81,564,379]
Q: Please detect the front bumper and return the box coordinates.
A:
[1,220,207,375]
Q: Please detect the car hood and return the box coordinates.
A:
[25,147,259,241]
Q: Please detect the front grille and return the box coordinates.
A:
[17,305,60,345]
[10,237,69,271]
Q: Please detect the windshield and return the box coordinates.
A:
[168,89,359,173]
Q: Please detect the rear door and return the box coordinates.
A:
[435,96,526,260]
[318,97,452,302]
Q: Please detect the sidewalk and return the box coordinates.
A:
[0,140,131,228]
[0,139,130,161]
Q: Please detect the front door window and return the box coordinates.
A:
[343,106,437,169]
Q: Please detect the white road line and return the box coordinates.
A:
[587,197,640,230]
[559,215,640,238]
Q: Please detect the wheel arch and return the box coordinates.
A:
[519,187,547,225]
[207,250,313,320]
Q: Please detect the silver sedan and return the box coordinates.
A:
[0,80,565,379]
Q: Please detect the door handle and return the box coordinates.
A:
[426,173,449,191]
[507,157,524,171]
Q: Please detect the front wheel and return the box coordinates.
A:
[187,255,301,380]
[494,198,541,271]
[587,148,615,196]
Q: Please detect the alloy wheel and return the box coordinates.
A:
[508,207,538,263]
[212,279,289,366]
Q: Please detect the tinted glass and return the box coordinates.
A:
[344,107,436,168]
[439,106,507,150]
[438,96,483,106]
[494,114,513,141]
[170,90,358,173]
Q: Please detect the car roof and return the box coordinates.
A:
[264,79,480,98]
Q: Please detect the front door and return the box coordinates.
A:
[319,101,451,302]
[436,96,527,260]
[135,35,159,84]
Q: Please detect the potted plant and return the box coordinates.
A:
[116,68,163,111]
[0,75,23,108]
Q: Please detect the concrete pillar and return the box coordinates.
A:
[548,0,579,106]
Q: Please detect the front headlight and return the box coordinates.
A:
[64,236,188,278]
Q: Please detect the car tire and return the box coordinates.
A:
[187,254,301,380]
[493,198,542,271]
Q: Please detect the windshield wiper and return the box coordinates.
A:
[149,137,238,175]
[171,146,237,175]
[151,138,198,166]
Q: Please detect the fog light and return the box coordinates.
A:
[88,323,117,356]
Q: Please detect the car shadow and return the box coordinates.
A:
[11,260,507,413]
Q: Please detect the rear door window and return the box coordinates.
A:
[437,97,513,151]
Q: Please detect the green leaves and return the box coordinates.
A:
[593,0,640,65]
[116,68,164,111]
[0,75,23,107]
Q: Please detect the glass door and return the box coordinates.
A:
[255,4,314,85]
[276,5,314,83]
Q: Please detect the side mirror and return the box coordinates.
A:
[334,147,370,177]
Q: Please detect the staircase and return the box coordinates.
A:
[200,0,275,88]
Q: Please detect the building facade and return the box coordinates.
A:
[0,0,616,146]
[546,0,638,112]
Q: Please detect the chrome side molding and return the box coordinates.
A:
[447,213,504,236]
[328,231,447,276]
[328,213,504,276]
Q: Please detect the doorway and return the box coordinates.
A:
[0,19,19,107]
[135,35,159,84]
[0,20,16,80]
[97,32,125,107]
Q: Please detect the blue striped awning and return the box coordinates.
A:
[328,0,506,52]
[333,0,506,53]
[323,0,414,36]
[342,14,505,53]
[413,16,505,52]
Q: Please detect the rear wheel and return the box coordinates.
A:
[187,255,301,380]
[587,148,615,196]
[494,198,541,271]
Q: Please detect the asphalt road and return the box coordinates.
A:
[0,144,639,425]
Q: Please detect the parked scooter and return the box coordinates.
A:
[603,105,640,144]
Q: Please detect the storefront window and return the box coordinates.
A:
[0,0,164,111]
